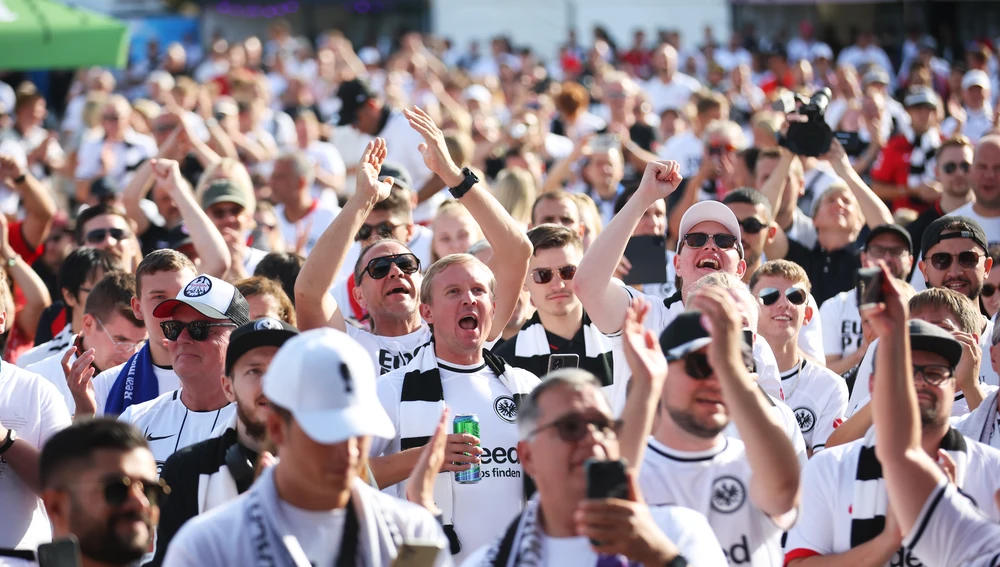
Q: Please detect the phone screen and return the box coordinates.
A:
[856,267,884,309]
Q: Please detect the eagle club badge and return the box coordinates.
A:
[494,395,518,423]
[254,318,282,331]
[184,276,213,297]
[710,476,746,514]
[794,407,816,433]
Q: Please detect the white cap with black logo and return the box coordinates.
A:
[153,274,251,327]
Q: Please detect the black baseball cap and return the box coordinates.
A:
[909,319,963,369]
[225,317,299,375]
[920,216,989,258]
[660,311,713,362]
[336,79,378,126]
[865,224,913,256]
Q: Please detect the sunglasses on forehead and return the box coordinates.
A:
[757,286,808,306]
[161,320,237,341]
[929,251,984,271]
[361,253,420,281]
[531,265,577,284]
[682,232,738,250]
[356,221,399,242]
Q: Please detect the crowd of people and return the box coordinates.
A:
[2,17,1000,567]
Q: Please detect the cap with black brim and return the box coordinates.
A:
[660,311,712,362]
[909,319,963,369]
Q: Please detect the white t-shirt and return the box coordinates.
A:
[784,436,1000,566]
[118,389,235,474]
[798,293,826,363]
[0,363,72,558]
[372,358,541,564]
[459,504,727,567]
[639,436,794,567]
[724,391,809,467]
[779,359,849,453]
[657,130,703,178]
[275,200,340,257]
[74,130,158,188]
[786,210,818,250]
[905,480,1000,567]
[948,202,1000,248]
[25,342,77,415]
[348,323,434,376]
[277,502,345,567]
[305,140,347,197]
[17,324,74,369]
[820,289,863,360]
[92,360,180,416]
[643,74,702,114]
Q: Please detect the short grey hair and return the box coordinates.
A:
[687,272,759,331]
[517,369,601,441]
[277,151,316,189]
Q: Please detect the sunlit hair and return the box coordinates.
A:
[748,260,811,293]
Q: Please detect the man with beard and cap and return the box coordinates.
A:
[821,224,914,376]
[149,317,298,567]
[784,301,1000,567]
[40,419,166,567]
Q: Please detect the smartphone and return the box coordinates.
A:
[622,235,668,285]
[585,459,629,545]
[392,541,444,567]
[548,353,580,373]
[37,537,81,567]
[834,131,866,156]
[591,133,621,153]
[856,267,885,309]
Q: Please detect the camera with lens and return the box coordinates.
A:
[772,88,833,157]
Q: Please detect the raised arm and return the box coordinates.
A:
[867,263,945,534]
[616,298,666,469]
[689,286,800,519]
[294,139,392,332]
[573,161,681,334]
[540,136,591,193]
[149,158,231,279]
[404,106,533,341]
[0,213,51,341]
[0,156,55,251]
[825,138,893,229]
[759,150,794,261]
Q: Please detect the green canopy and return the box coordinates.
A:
[0,0,129,70]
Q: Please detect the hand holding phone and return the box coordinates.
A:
[857,267,885,309]
[548,353,580,374]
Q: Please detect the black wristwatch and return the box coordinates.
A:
[665,555,688,567]
[448,167,478,199]
[0,429,17,456]
[12,173,26,185]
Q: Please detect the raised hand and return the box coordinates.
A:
[149,158,189,198]
[861,261,909,340]
[63,346,98,415]
[355,137,394,202]
[621,297,667,392]
[404,106,462,185]
[636,160,682,200]
[686,285,746,380]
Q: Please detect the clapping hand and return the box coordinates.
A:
[621,297,667,392]
[63,346,98,416]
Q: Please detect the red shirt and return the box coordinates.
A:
[3,221,46,363]
[870,134,932,213]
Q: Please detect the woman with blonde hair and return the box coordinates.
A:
[430,199,484,262]
[492,168,536,228]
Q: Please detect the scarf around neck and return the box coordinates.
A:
[104,342,158,416]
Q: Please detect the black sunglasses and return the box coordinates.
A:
[160,320,237,341]
[531,265,577,284]
[942,162,971,175]
[913,364,954,386]
[929,251,983,271]
[683,232,737,250]
[85,476,171,507]
[758,286,808,306]
[85,228,129,244]
[529,412,621,443]
[984,283,997,298]
[738,217,766,235]
[356,221,399,242]
[680,346,754,379]
[362,253,420,281]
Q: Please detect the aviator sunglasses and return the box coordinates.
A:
[356,221,399,242]
[929,251,984,271]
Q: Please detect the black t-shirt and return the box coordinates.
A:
[785,239,861,306]
[140,223,173,257]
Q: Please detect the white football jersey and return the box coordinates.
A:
[639,436,793,566]
[784,436,1000,566]
[905,481,1000,567]
[347,323,434,375]
[780,359,848,453]
[819,289,863,359]
[118,389,235,474]
[725,391,809,467]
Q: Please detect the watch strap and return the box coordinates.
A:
[0,429,15,456]
[448,167,478,199]
[12,173,26,185]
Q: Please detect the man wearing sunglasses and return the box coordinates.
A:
[822,224,915,376]
[26,272,147,416]
[749,260,847,455]
[462,369,727,566]
[496,225,625,411]
[945,136,1000,251]
[784,314,1000,567]
[904,136,975,256]
[632,287,801,566]
[40,419,164,567]
[75,204,142,273]
[116,273,250,471]
[915,216,999,388]
[151,317,298,567]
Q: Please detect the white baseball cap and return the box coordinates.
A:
[810,43,833,61]
[262,328,395,445]
[675,200,745,258]
[962,70,991,91]
[153,274,251,326]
